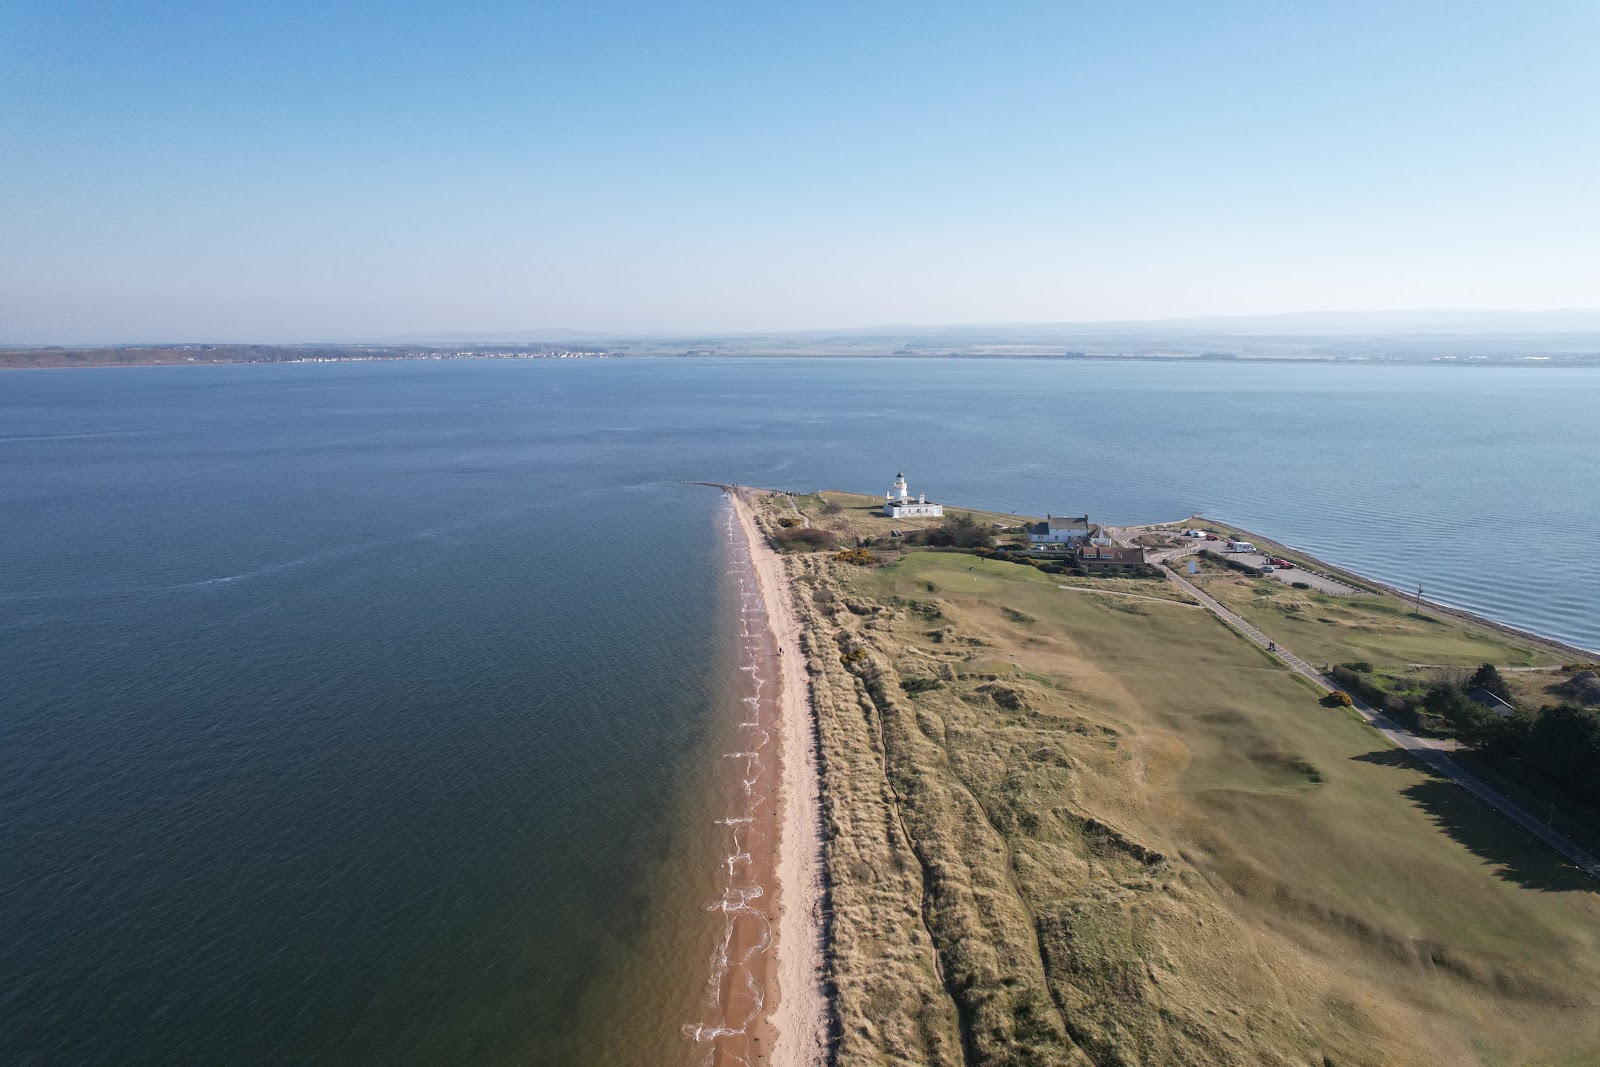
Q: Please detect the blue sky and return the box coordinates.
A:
[2,1,1597,342]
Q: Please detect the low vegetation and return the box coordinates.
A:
[1195,569,1558,668]
[772,526,837,551]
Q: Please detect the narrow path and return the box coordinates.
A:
[1165,567,1600,881]
[1055,584,1199,607]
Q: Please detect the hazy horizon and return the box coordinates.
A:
[11,307,1600,351]
[4,2,1597,343]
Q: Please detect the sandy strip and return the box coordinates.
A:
[730,489,829,1067]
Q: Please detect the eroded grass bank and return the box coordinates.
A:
[749,494,1600,1067]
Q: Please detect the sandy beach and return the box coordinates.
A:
[729,489,829,1067]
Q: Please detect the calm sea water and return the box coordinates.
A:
[3,358,1596,1062]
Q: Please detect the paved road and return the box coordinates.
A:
[1165,567,1600,882]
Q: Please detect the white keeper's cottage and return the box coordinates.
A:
[1028,514,1112,546]
[882,472,943,518]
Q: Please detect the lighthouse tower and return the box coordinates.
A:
[882,472,943,518]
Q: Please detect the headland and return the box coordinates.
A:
[728,480,1600,1066]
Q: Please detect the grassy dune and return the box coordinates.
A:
[757,493,1600,1066]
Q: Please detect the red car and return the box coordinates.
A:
[1270,557,1294,569]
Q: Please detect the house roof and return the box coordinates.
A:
[1077,545,1145,563]
[1045,515,1090,530]
[1468,688,1516,716]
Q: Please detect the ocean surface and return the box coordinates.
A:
[3,358,1596,1063]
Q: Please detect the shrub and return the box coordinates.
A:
[929,512,993,549]
[773,526,837,551]
[901,676,944,695]
[1327,664,1413,724]
[821,499,843,515]
[834,547,875,566]
[1291,581,1311,590]
[1323,690,1354,708]
[1200,548,1265,578]
[776,517,797,528]
[1341,660,1374,673]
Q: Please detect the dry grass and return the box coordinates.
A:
[757,497,1600,1067]
[790,490,1032,546]
[1192,568,1563,668]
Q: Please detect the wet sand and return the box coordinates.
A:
[733,490,828,1067]
[686,491,825,1067]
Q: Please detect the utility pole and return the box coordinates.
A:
[1414,582,1424,618]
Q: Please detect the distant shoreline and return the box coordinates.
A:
[7,348,1600,370]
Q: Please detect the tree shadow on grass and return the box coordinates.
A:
[1350,748,1596,893]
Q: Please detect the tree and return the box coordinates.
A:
[939,512,993,549]
[1468,662,1511,702]
[1424,681,1490,738]
[1525,705,1600,803]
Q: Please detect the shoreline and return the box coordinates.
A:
[1131,513,1599,659]
[727,489,829,1067]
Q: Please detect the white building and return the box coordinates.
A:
[1028,514,1113,546]
[882,472,943,518]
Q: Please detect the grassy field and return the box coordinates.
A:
[769,510,1600,1066]
[790,490,1033,543]
[1189,562,1563,668]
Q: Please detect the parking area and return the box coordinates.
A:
[1224,551,1359,595]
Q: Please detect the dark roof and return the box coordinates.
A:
[1468,688,1515,717]
[1076,545,1145,563]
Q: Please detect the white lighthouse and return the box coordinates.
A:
[882,472,943,518]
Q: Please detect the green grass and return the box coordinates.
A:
[1196,572,1561,668]
[814,548,1600,1066]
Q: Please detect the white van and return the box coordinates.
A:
[1226,540,1257,553]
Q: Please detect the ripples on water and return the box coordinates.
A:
[2,357,1595,1062]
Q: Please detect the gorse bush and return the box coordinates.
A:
[834,547,875,566]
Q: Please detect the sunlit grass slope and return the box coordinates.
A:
[1196,566,1561,667]
[776,526,1600,1067]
